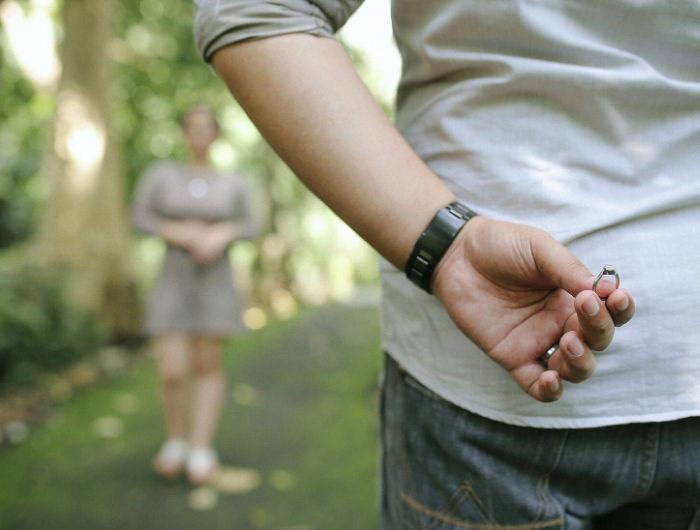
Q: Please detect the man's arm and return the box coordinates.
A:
[210,34,635,402]
[212,34,453,270]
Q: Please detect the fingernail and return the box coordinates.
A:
[582,295,599,316]
[550,378,560,393]
[615,296,629,311]
[568,336,585,357]
[596,278,616,291]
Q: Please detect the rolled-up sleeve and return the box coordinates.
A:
[194,0,364,62]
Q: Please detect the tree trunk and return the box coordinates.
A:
[35,0,139,338]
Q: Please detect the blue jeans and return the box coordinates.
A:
[380,353,700,529]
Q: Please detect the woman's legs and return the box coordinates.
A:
[184,335,226,484]
[153,333,191,441]
[152,333,226,482]
[152,334,191,476]
[189,335,226,449]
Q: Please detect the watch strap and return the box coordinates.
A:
[404,201,477,293]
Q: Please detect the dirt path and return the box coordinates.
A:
[0,304,382,529]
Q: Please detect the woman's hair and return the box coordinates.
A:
[179,105,220,134]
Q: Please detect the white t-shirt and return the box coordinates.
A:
[196,0,700,427]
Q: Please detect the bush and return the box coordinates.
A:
[0,259,106,388]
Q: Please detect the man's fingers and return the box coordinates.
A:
[508,329,595,402]
[575,290,614,351]
[529,370,563,402]
[605,288,636,327]
[530,232,593,297]
[547,331,596,383]
[592,276,617,300]
[511,363,563,402]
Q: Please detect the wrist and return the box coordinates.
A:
[431,215,485,296]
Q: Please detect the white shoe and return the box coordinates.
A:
[186,446,219,485]
[153,439,188,478]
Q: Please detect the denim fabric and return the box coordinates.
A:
[380,353,700,529]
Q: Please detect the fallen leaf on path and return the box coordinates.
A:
[114,393,139,415]
[249,507,272,527]
[93,416,124,439]
[3,421,29,444]
[188,486,218,510]
[214,466,262,494]
[232,384,262,406]
[269,469,295,491]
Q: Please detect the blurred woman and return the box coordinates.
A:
[131,106,257,485]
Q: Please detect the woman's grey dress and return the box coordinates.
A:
[131,162,258,336]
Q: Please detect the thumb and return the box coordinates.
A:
[530,232,593,296]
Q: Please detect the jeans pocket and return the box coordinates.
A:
[383,353,567,529]
[400,480,498,528]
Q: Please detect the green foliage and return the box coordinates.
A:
[0,257,106,387]
[114,0,233,193]
[3,0,382,330]
[0,30,51,248]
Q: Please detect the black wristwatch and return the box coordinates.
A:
[404,201,477,294]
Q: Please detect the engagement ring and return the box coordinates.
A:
[592,265,620,300]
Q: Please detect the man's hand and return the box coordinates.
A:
[188,222,238,265]
[432,216,636,403]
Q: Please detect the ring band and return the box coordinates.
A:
[592,265,620,299]
[541,344,559,368]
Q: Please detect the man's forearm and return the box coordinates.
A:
[211,34,455,270]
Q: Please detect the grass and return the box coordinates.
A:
[0,303,382,529]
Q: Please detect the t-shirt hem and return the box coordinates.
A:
[384,350,700,429]
[455,405,700,430]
